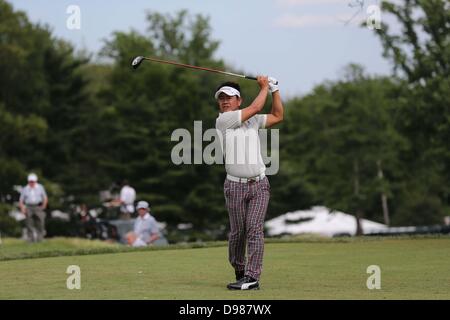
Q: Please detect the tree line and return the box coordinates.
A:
[0,0,448,236]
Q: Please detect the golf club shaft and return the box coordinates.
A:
[142,56,258,81]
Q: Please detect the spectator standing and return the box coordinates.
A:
[19,173,48,242]
[119,180,136,219]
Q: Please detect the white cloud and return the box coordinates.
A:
[274,0,370,27]
[277,0,347,6]
[274,13,356,28]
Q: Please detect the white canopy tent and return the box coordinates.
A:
[265,206,388,237]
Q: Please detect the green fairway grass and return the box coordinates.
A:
[1,236,449,299]
[0,237,228,261]
[0,237,122,261]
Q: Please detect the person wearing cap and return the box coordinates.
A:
[215,76,284,290]
[19,173,48,242]
[126,201,161,247]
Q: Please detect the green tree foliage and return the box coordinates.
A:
[280,65,408,230]
[0,0,94,208]
[0,1,49,199]
[98,11,232,229]
[371,0,450,222]
[1,0,448,239]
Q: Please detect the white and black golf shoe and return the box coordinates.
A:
[227,276,260,290]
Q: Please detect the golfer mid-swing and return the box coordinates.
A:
[215,76,284,290]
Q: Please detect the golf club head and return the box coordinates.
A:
[131,56,144,69]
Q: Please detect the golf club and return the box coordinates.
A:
[131,56,278,84]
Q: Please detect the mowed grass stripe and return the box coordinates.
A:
[1,239,449,299]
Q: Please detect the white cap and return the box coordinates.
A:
[136,201,149,210]
[214,86,240,100]
[27,173,38,182]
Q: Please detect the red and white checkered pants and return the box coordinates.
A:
[223,177,270,280]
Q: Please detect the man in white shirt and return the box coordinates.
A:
[119,180,136,219]
[19,173,48,242]
[126,201,161,247]
[215,76,284,290]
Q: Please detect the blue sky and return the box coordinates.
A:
[10,0,395,97]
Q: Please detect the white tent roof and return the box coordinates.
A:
[265,206,388,237]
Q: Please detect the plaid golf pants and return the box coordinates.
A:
[223,177,270,280]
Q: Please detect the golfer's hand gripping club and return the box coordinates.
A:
[244,75,279,85]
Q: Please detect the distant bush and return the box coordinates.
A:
[166,227,228,244]
[45,217,80,238]
[393,195,446,226]
[0,204,21,237]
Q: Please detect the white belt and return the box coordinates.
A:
[226,173,265,183]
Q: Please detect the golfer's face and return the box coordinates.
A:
[217,93,241,112]
[138,208,147,216]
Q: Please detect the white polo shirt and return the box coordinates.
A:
[120,185,136,205]
[134,213,160,244]
[216,110,267,178]
[20,184,47,206]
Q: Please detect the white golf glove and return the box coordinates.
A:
[268,77,279,93]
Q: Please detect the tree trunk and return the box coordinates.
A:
[377,160,390,226]
[354,159,363,236]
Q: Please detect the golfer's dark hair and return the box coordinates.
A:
[216,81,241,94]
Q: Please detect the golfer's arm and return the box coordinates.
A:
[265,91,284,128]
[241,87,269,122]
